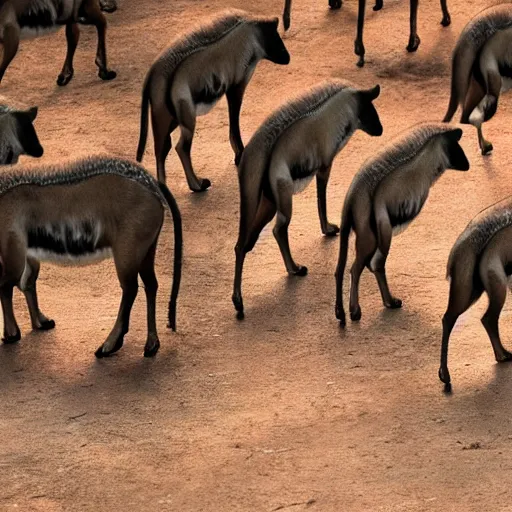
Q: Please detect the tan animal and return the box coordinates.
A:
[136,10,290,190]
[439,197,512,390]
[335,123,469,326]
[443,4,512,155]
[0,0,116,86]
[0,156,182,359]
[232,80,383,319]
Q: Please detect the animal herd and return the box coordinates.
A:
[1,0,512,392]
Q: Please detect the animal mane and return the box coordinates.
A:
[353,123,454,194]
[155,9,268,77]
[0,156,162,198]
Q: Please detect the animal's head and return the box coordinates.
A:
[258,18,290,65]
[1,106,44,164]
[442,128,469,171]
[357,85,383,137]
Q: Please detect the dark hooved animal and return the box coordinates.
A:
[335,123,469,327]
[0,0,117,86]
[0,156,182,359]
[443,4,512,156]
[355,0,450,67]
[439,197,512,390]
[0,97,43,164]
[232,80,383,319]
[136,10,290,190]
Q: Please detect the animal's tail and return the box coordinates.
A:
[335,205,353,326]
[136,72,152,162]
[157,181,183,331]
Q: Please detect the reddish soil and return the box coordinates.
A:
[1,0,512,510]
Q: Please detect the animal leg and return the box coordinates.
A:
[100,0,117,13]
[283,0,291,30]
[349,226,377,322]
[175,100,210,192]
[355,0,366,67]
[440,0,451,26]
[226,81,248,166]
[57,22,80,86]
[373,0,383,11]
[139,242,160,357]
[151,107,177,184]
[406,0,420,53]
[316,166,339,236]
[246,195,277,252]
[273,179,307,276]
[0,285,20,343]
[329,0,342,9]
[20,258,55,331]
[81,0,116,81]
[370,249,402,309]
[0,24,20,84]
[481,265,512,362]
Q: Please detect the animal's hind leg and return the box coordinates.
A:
[246,195,277,252]
[440,0,451,26]
[373,0,383,11]
[354,0,366,67]
[57,23,80,86]
[349,225,377,322]
[273,179,307,276]
[151,107,177,184]
[283,0,292,31]
[175,99,210,192]
[316,166,339,236]
[406,0,420,52]
[227,81,248,166]
[481,265,512,362]
[80,0,116,81]
[0,285,20,343]
[329,0,342,10]
[370,249,402,309]
[20,258,55,331]
[0,24,20,84]
[139,242,160,357]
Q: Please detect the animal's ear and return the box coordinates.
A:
[445,138,470,171]
[444,127,463,142]
[271,16,279,28]
[361,84,381,101]
[26,106,38,122]
[13,112,44,159]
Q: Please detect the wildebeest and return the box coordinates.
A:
[0,156,182,359]
[335,123,469,326]
[0,0,117,86]
[0,97,43,164]
[443,4,512,156]
[439,197,512,390]
[232,80,383,319]
[136,10,290,190]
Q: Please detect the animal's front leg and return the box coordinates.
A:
[57,23,80,86]
[0,24,20,85]
[406,0,421,52]
[283,0,292,31]
[0,284,20,343]
[81,0,117,81]
[373,0,383,11]
[226,81,248,166]
[20,258,55,331]
[316,167,339,236]
[440,0,451,26]
[139,244,160,357]
[355,0,366,67]
[273,179,307,276]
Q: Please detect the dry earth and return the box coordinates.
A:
[1,0,512,510]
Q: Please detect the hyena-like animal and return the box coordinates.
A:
[232,80,383,319]
[0,157,182,359]
[335,123,469,326]
[439,198,512,390]
[0,0,117,86]
[0,98,43,164]
[443,4,512,156]
[136,10,290,190]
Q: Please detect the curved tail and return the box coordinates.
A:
[136,72,152,162]
[335,206,353,326]
[157,182,183,331]
[443,69,460,122]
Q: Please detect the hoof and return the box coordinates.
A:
[329,0,342,9]
[37,319,55,331]
[336,305,346,327]
[373,0,383,11]
[406,35,421,53]
[496,351,512,362]
[350,306,361,322]
[438,366,451,386]
[57,71,74,86]
[144,338,160,357]
[482,142,493,156]
[292,265,308,277]
[95,336,124,358]
[323,224,340,237]
[98,69,117,81]
[236,310,245,320]
[441,14,451,27]
[192,178,211,192]
[100,3,117,13]
[2,328,21,344]
[233,293,244,319]
[385,298,402,309]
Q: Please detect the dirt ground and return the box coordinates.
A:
[2,0,512,510]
